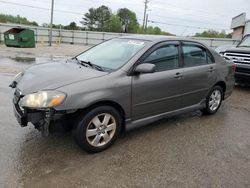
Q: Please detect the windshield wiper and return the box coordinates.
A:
[238,45,250,48]
[73,57,104,71]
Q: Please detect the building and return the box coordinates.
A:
[231,13,250,40]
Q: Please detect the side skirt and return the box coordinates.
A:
[125,101,206,131]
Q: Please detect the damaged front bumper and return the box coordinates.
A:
[13,101,41,128]
[12,91,68,136]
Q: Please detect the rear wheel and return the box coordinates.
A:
[73,106,122,153]
[202,85,223,115]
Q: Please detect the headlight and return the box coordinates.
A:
[19,90,66,108]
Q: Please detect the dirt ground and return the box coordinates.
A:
[0,44,250,188]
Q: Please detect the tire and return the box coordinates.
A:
[202,85,223,115]
[73,106,122,153]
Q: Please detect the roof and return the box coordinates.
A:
[119,34,196,42]
[118,35,210,47]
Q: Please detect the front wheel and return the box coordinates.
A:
[202,86,223,115]
[73,106,122,153]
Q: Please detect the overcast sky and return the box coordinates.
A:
[0,0,250,36]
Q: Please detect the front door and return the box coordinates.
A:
[131,42,183,120]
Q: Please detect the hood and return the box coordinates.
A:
[224,46,250,54]
[215,45,236,53]
[16,61,108,94]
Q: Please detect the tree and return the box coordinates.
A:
[64,22,78,30]
[42,23,49,27]
[52,24,63,29]
[117,8,139,33]
[153,27,161,35]
[145,26,155,34]
[137,25,174,36]
[81,5,112,32]
[0,14,39,26]
[226,33,232,38]
[110,15,123,33]
[161,31,175,36]
[80,6,173,35]
[194,29,231,38]
[31,21,39,26]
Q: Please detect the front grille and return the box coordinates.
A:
[236,67,250,74]
[224,52,250,65]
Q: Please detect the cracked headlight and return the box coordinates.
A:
[19,90,66,108]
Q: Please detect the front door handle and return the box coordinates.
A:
[174,72,183,79]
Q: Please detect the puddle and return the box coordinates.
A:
[11,57,36,63]
[0,56,70,74]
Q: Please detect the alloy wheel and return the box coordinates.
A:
[86,113,116,147]
[209,90,222,111]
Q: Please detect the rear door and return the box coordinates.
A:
[180,42,216,107]
[131,41,183,120]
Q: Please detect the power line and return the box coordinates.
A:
[10,0,230,25]
[22,0,143,8]
[22,0,229,28]
[149,14,228,27]
[146,0,234,24]
[38,0,230,28]
[148,20,231,31]
[65,2,229,28]
[0,0,85,15]
[151,0,230,18]
[0,0,231,32]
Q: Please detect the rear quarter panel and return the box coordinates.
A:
[211,50,235,99]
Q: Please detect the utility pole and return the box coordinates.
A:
[142,0,149,30]
[49,0,54,46]
[145,14,148,31]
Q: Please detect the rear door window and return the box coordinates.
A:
[182,43,214,67]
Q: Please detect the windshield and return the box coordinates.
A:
[76,38,147,71]
[238,35,250,47]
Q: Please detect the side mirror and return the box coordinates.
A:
[134,63,156,74]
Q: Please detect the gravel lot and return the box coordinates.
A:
[0,44,250,188]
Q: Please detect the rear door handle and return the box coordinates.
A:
[174,72,183,79]
[208,67,215,72]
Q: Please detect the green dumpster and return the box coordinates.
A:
[4,28,35,48]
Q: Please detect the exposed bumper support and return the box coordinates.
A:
[40,110,52,137]
[13,100,67,136]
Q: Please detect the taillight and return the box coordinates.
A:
[232,63,236,72]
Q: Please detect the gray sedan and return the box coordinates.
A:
[10,36,235,153]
